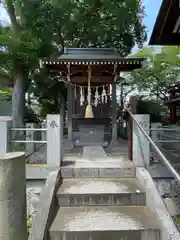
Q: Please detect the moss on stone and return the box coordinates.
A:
[174,217,180,231]
[27,215,33,234]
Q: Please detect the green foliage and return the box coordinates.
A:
[31,72,67,117]
[175,217,180,230]
[1,0,147,67]
[0,0,147,120]
[24,106,40,123]
[0,88,12,102]
[129,46,180,100]
[137,96,165,122]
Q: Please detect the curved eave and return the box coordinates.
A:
[39,58,144,72]
[41,58,144,65]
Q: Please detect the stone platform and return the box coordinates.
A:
[50,206,160,240]
[57,178,145,206]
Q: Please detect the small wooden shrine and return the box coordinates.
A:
[150,0,180,45]
[40,48,144,147]
[165,83,180,124]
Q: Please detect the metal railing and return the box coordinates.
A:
[10,127,47,144]
[127,109,180,183]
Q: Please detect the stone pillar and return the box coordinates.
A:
[0,117,12,153]
[67,84,73,141]
[47,114,63,166]
[25,123,37,154]
[128,96,137,160]
[109,83,118,147]
[0,152,28,240]
[133,114,150,167]
[111,83,117,140]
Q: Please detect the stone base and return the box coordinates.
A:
[75,141,108,147]
[109,139,120,148]
[82,146,107,158]
[63,140,74,149]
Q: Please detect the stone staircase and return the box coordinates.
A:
[48,146,160,240]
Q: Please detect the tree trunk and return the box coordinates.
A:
[12,71,27,128]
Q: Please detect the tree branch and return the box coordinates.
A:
[4,0,20,32]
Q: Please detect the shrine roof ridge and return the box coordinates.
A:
[64,48,122,57]
[149,0,180,45]
[41,47,144,63]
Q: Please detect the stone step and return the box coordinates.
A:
[61,156,129,165]
[61,166,135,179]
[75,142,108,147]
[57,178,145,206]
[49,206,160,240]
[60,159,135,178]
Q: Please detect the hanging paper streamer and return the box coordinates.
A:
[80,86,84,106]
[94,87,99,107]
[101,85,107,103]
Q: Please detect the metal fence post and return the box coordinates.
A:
[151,122,162,142]
[41,120,47,141]
[25,123,37,154]
[128,96,137,160]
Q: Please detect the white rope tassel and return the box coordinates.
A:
[39,60,43,68]
[102,85,106,103]
[80,86,84,106]
[94,87,99,107]
[105,85,107,103]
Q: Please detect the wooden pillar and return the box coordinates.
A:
[107,85,110,117]
[111,82,117,141]
[169,104,176,124]
[169,90,177,124]
[128,96,137,160]
[67,83,73,141]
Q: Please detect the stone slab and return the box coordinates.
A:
[50,230,160,240]
[75,142,108,147]
[58,178,144,194]
[60,167,136,179]
[148,163,175,179]
[61,158,134,168]
[26,165,58,180]
[52,207,158,227]
[57,178,145,206]
[57,192,145,207]
[82,146,107,158]
[164,198,180,217]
